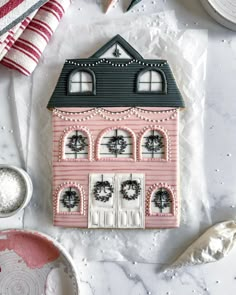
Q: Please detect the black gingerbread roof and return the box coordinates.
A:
[47,35,185,108]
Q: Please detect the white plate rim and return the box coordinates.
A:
[200,0,236,31]
[0,228,80,295]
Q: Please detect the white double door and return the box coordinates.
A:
[89,173,145,229]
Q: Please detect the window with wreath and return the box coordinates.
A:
[64,130,89,159]
[68,69,95,94]
[99,128,134,159]
[150,187,173,214]
[59,186,81,213]
[141,129,165,159]
[137,70,165,92]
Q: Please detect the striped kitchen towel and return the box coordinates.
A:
[0,0,70,76]
[0,0,49,36]
[0,11,38,60]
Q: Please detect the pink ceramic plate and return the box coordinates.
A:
[0,229,79,295]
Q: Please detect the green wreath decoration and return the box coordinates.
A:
[61,188,80,209]
[68,134,87,152]
[93,180,114,202]
[152,188,172,211]
[107,135,127,155]
[120,180,141,201]
[145,135,163,152]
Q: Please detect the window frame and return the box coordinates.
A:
[95,126,136,161]
[59,126,92,162]
[138,126,169,161]
[146,183,176,217]
[55,182,85,215]
[67,68,96,95]
[136,68,167,94]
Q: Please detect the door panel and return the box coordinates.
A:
[89,173,116,228]
[117,173,145,229]
[88,173,145,229]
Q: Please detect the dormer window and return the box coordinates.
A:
[137,69,166,93]
[68,69,95,94]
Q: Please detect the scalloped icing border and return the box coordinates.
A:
[95,126,136,161]
[58,125,93,162]
[137,125,170,162]
[54,182,86,215]
[53,108,178,124]
[145,183,177,217]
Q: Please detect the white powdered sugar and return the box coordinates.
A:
[0,168,26,213]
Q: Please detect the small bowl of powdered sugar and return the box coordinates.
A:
[0,165,33,218]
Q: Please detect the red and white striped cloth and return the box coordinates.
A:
[0,11,38,61]
[0,0,48,35]
[0,0,70,76]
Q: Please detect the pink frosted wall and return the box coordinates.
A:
[52,107,180,228]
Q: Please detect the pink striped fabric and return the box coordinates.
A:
[0,0,70,76]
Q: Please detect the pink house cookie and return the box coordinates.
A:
[47,35,185,229]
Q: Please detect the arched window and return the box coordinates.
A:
[137,69,166,93]
[96,127,136,160]
[139,127,167,160]
[68,69,95,94]
[63,128,91,160]
[56,183,84,214]
[146,184,175,216]
[59,186,81,213]
[151,187,173,214]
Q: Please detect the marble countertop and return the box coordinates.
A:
[1,0,236,294]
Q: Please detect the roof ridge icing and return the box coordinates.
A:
[91,34,143,60]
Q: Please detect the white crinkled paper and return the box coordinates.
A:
[0,8,210,264]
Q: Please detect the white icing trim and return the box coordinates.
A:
[53,108,178,123]
[66,58,167,68]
